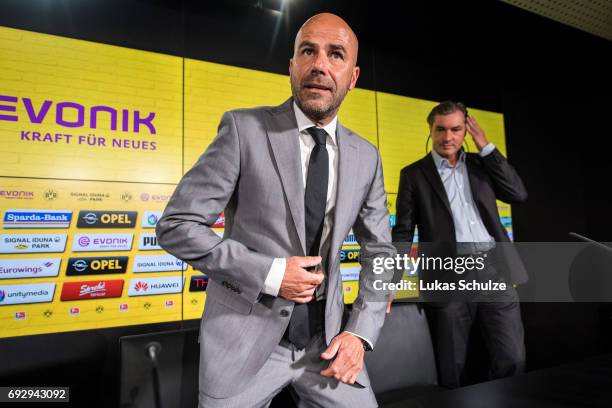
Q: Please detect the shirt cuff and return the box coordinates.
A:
[262,257,286,296]
[479,142,495,157]
[345,331,374,351]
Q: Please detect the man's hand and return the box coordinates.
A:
[278,256,324,303]
[320,331,365,384]
[466,115,489,151]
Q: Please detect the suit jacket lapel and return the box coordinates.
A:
[422,154,453,216]
[265,98,306,255]
[326,123,359,309]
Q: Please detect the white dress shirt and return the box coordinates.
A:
[263,102,338,296]
[262,102,372,349]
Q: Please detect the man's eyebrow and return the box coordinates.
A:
[328,44,347,53]
[298,41,317,49]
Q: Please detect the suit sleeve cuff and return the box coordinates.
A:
[262,257,286,296]
[345,331,374,351]
[479,143,495,157]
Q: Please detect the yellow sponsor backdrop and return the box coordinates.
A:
[0,177,187,338]
[183,59,377,171]
[0,26,512,338]
[0,26,183,184]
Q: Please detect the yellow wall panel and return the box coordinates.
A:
[0,26,183,184]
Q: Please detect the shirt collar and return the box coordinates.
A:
[431,148,466,169]
[293,101,337,145]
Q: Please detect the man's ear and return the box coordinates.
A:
[348,66,360,90]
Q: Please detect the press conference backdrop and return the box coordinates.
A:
[0,26,513,339]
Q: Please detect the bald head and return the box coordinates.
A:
[289,13,360,125]
[294,13,359,65]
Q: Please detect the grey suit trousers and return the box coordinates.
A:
[198,332,378,408]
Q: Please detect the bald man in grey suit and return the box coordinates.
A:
[157,13,395,408]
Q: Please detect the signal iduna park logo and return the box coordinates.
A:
[0,234,67,253]
[72,233,133,252]
[128,276,184,296]
[132,255,187,273]
[0,258,61,279]
[0,282,56,305]
[3,209,72,228]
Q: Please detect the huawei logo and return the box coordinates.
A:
[134,281,149,292]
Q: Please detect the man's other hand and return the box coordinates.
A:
[320,331,365,384]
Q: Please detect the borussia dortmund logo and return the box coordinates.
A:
[191,298,198,305]
[121,192,133,203]
[44,189,58,201]
[43,309,53,318]
[96,306,104,314]
[144,302,152,310]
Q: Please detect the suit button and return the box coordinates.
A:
[280,310,289,317]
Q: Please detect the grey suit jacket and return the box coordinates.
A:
[156,98,396,398]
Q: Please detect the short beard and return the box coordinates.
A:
[291,79,346,123]
[294,97,339,122]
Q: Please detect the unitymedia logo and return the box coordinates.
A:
[0,283,56,305]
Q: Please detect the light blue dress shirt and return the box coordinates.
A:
[431,144,496,253]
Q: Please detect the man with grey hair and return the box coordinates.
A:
[157,13,395,407]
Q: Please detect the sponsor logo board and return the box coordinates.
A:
[60,280,124,300]
[0,258,61,279]
[128,276,184,297]
[65,256,128,276]
[189,275,208,292]
[72,233,133,252]
[141,211,162,228]
[77,210,137,228]
[138,233,161,250]
[0,282,56,305]
[3,209,72,228]
[132,255,187,273]
[0,234,67,253]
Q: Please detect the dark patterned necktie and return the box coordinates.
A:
[286,126,329,349]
